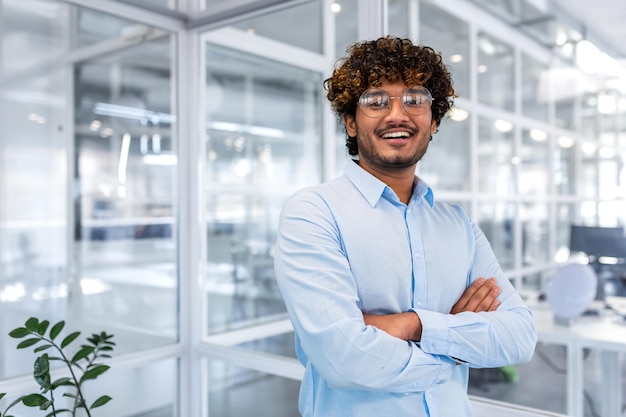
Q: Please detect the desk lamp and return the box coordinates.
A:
[546,263,597,326]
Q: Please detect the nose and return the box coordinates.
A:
[384,96,409,120]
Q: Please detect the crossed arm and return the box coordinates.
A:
[363,277,501,341]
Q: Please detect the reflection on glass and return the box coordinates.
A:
[204,44,322,335]
[233,1,323,53]
[580,142,598,199]
[99,358,176,417]
[518,128,549,195]
[521,54,548,121]
[207,360,300,417]
[477,31,514,110]
[554,140,575,195]
[520,203,549,266]
[75,7,167,49]
[418,112,471,191]
[74,36,178,351]
[478,117,514,195]
[236,332,296,358]
[556,203,576,261]
[555,96,575,130]
[418,2,470,98]
[334,0,358,59]
[1,0,176,378]
[387,0,411,40]
[521,270,553,293]
[477,202,515,270]
[581,93,599,137]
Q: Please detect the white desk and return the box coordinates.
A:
[470,395,568,417]
[531,300,626,417]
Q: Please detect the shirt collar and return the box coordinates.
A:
[344,160,434,208]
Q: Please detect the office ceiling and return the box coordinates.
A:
[551,0,626,60]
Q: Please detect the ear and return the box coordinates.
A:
[430,119,437,134]
[344,114,357,137]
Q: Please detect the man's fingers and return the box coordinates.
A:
[451,277,501,314]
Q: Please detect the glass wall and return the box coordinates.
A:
[2,1,626,417]
[202,41,323,336]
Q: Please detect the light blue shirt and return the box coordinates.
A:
[274,160,537,417]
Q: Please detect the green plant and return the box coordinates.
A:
[0,317,115,417]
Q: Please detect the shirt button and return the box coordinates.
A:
[414,252,421,258]
[416,301,423,307]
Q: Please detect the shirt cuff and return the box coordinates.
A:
[410,308,449,356]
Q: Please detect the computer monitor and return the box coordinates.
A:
[569,225,626,259]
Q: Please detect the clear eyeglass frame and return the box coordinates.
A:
[357,86,433,118]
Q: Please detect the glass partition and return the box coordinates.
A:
[232,1,324,54]
[522,53,549,121]
[478,116,515,196]
[207,360,300,417]
[0,0,70,379]
[520,202,549,266]
[0,0,177,380]
[477,31,514,111]
[418,2,470,98]
[74,35,177,352]
[519,127,549,195]
[203,43,323,336]
[418,112,471,191]
[476,202,516,271]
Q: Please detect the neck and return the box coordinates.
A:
[358,162,416,204]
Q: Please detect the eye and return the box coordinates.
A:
[404,93,428,106]
[359,90,389,108]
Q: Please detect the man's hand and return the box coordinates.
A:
[363,312,422,341]
[450,277,501,314]
[363,278,501,342]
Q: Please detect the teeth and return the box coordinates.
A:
[382,131,410,139]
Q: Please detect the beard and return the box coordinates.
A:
[355,124,429,170]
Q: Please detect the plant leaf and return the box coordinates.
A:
[25,318,39,332]
[33,355,51,389]
[49,321,65,341]
[60,331,81,349]
[8,327,29,338]
[62,392,77,399]
[80,364,110,383]
[91,395,112,408]
[39,399,53,410]
[5,395,26,411]
[22,393,48,407]
[34,344,53,353]
[71,346,94,363]
[51,377,73,389]
[17,338,41,349]
[37,320,50,336]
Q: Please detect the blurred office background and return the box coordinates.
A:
[0,0,625,416]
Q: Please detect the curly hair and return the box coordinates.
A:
[324,36,456,156]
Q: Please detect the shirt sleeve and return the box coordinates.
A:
[274,191,457,393]
[415,221,537,367]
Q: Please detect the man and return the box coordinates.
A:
[274,36,537,417]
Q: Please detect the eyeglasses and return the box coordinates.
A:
[357,87,433,118]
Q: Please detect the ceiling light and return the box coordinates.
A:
[449,54,463,63]
[449,107,469,122]
[477,65,488,73]
[581,142,597,155]
[557,136,574,148]
[529,128,547,142]
[330,2,341,13]
[494,119,513,132]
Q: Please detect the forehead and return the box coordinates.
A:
[368,79,410,94]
